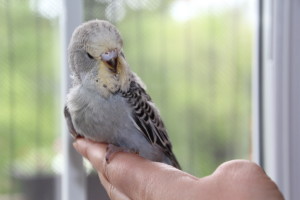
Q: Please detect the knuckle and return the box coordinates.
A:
[216,160,265,179]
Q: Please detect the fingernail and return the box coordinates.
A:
[73,140,79,150]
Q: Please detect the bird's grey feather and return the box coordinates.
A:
[65,19,181,169]
[120,81,181,168]
[67,82,171,164]
[64,106,79,138]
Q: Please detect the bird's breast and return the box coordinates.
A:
[66,85,165,162]
[67,85,131,142]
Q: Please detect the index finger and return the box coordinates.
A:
[73,138,206,200]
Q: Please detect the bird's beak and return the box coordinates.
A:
[101,49,118,73]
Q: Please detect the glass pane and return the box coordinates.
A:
[0,0,255,199]
[0,0,61,199]
[84,0,254,176]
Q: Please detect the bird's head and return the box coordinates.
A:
[68,20,130,96]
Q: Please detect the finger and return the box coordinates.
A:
[73,139,131,199]
[99,152,202,200]
[97,172,131,200]
[212,160,284,200]
[73,138,107,171]
[73,139,208,200]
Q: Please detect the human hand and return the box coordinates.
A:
[73,138,284,200]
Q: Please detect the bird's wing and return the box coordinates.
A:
[64,106,80,138]
[120,81,181,169]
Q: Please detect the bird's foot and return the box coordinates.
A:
[75,134,84,139]
[105,144,138,164]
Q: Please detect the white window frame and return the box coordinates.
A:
[61,1,87,200]
[253,0,300,199]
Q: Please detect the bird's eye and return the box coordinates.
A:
[87,52,94,59]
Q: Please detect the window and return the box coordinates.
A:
[5,0,289,200]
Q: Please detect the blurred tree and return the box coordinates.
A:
[0,0,61,194]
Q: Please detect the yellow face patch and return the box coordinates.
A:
[96,56,131,98]
[96,62,120,98]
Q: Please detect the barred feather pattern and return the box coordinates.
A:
[119,81,181,169]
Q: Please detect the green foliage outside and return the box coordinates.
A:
[0,0,252,195]
[0,0,61,194]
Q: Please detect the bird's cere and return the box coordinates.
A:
[101,49,118,61]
